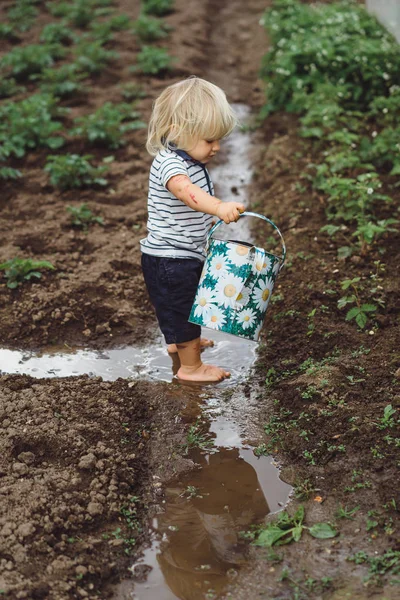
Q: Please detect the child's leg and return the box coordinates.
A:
[176,337,230,382]
[167,338,214,354]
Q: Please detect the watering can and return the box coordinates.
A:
[188,211,286,342]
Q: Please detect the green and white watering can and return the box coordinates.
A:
[189,211,286,341]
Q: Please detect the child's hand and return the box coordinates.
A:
[216,202,245,224]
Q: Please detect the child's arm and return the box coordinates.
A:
[167,175,245,224]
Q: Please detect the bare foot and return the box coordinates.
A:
[177,362,230,382]
[168,338,214,354]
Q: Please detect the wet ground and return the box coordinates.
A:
[1,1,399,599]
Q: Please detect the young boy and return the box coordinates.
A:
[141,77,245,382]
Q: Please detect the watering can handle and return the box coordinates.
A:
[207,211,286,265]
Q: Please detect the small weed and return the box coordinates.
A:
[252,505,336,547]
[370,446,385,460]
[120,496,141,531]
[180,485,204,499]
[0,258,55,289]
[66,204,104,230]
[348,549,400,586]
[336,505,360,520]
[253,443,269,457]
[303,449,316,465]
[294,478,317,500]
[344,470,372,493]
[338,277,377,329]
[183,420,213,454]
[377,404,397,430]
[300,385,318,400]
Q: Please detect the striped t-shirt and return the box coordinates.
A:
[140,148,214,261]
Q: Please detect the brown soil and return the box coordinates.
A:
[1,1,399,599]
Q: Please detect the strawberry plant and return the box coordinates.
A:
[45,154,108,190]
[89,14,132,42]
[46,0,114,28]
[74,41,118,74]
[142,0,174,17]
[0,167,22,181]
[0,93,66,159]
[34,64,87,97]
[8,0,39,33]
[0,258,55,289]
[338,278,377,329]
[0,24,20,42]
[0,78,26,99]
[40,22,77,45]
[120,83,146,101]
[132,15,171,42]
[260,0,400,115]
[72,103,145,148]
[133,46,174,75]
[368,86,400,127]
[0,44,66,80]
[362,127,400,176]
[66,203,104,229]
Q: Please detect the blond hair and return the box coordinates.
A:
[146,77,238,156]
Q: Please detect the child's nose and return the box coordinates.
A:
[212,140,220,152]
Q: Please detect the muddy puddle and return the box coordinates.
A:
[0,105,292,600]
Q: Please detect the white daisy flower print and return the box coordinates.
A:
[252,279,274,312]
[193,286,217,319]
[235,286,250,307]
[209,253,229,278]
[236,307,257,330]
[254,251,272,274]
[227,244,251,266]
[215,274,244,309]
[204,306,226,330]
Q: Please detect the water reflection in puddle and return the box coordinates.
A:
[116,417,291,600]
[0,330,255,386]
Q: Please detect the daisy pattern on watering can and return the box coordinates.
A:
[189,212,286,341]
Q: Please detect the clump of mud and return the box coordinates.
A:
[0,375,192,599]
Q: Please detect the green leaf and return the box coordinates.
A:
[337,246,353,259]
[254,525,291,547]
[292,524,303,542]
[360,303,377,313]
[355,311,367,329]
[345,306,360,321]
[308,523,337,539]
[293,505,305,525]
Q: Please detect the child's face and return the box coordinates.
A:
[187,139,221,163]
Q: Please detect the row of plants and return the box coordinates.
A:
[0,0,176,290]
[260,0,400,258]
[0,0,175,93]
[0,0,176,184]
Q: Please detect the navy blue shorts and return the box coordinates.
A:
[141,253,203,344]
